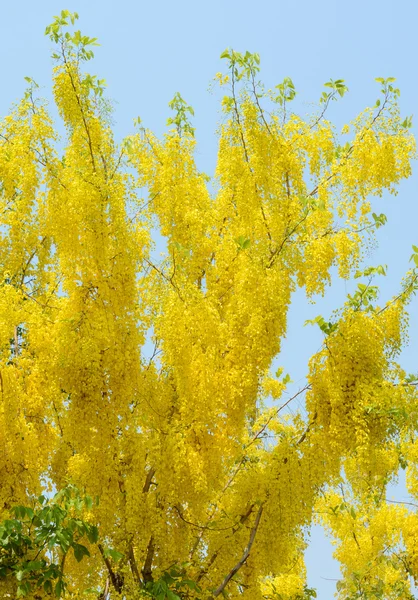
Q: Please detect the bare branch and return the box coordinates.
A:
[212,504,264,597]
[98,544,124,594]
[143,467,156,493]
[127,544,142,585]
[142,536,155,583]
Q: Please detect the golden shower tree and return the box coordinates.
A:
[1,10,418,600]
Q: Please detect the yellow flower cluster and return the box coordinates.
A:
[0,28,417,598]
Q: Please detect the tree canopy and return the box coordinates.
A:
[1,9,418,600]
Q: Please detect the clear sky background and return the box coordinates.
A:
[1,1,417,596]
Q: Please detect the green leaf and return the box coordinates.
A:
[405,373,418,384]
[17,581,31,597]
[86,525,99,544]
[26,560,44,571]
[55,579,64,598]
[73,543,90,562]
[44,580,53,594]
[235,236,251,250]
[104,548,123,562]
[372,212,387,228]
[282,373,292,385]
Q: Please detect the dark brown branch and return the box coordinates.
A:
[143,467,156,493]
[127,544,141,585]
[295,412,317,446]
[196,504,255,582]
[98,544,124,594]
[212,504,264,597]
[141,536,155,583]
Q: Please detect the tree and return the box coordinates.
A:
[1,8,417,599]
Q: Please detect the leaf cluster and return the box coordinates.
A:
[143,564,201,600]
[167,92,195,137]
[0,486,98,598]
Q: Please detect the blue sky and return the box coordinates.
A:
[1,0,417,596]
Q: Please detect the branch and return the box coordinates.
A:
[127,544,141,585]
[141,536,155,583]
[61,42,97,173]
[377,272,418,316]
[250,71,272,136]
[143,467,156,493]
[98,544,124,594]
[230,67,273,248]
[174,504,237,532]
[245,385,311,454]
[266,213,309,269]
[307,91,390,199]
[212,504,264,597]
[295,411,317,446]
[196,504,254,582]
[143,257,184,301]
[98,578,110,600]
[191,384,310,561]
[386,498,418,509]
[310,91,337,130]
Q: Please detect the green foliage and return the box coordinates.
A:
[102,547,124,563]
[220,49,261,81]
[354,264,387,279]
[45,10,99,61]
[143,564,201,600]
[44,9,107,100]
[375,76,400,98]
[0,486,98,597]
[320,78,348,104]
[305,315,337,336]
[235,235,251,251]
[371,212,388,229]
[336,560,417,600]
[274,77,296,106]
[410,244,418,268]
[346,282,379,312]
[167,92,195,137]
